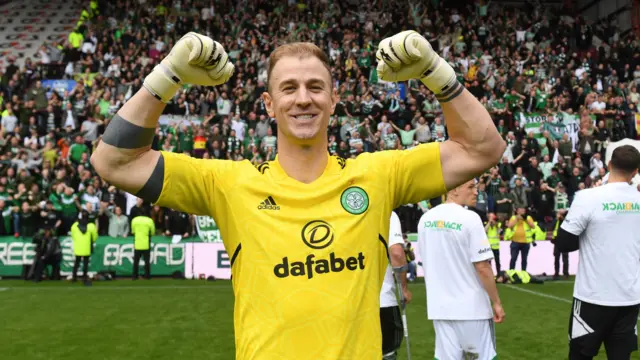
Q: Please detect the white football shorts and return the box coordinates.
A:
[433,319,497,360]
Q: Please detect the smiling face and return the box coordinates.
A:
[262,46,337,147]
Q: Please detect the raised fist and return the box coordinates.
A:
[376,30,458,96]
[144,32,234,102]
[375,30,437,83]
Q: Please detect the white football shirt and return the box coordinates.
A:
[380,211,405,308]
[561,182,640,306]
[418,203,494,320]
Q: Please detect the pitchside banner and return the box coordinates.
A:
[0,236,185,277]
[184,242,231,279]
[182,240,580,279]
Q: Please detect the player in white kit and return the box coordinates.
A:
[418,179,505,360]
[556,145,640,360]
[380,211,412,360]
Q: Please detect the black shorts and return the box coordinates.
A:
[380,306,403,355]
[569,297,639,359]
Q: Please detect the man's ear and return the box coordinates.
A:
[330,87,338,114]
[262,91,275,118]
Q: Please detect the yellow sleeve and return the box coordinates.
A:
[374,143,447,208]
[155,151,240,216]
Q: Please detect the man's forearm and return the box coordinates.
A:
[475,261,501,304]
[114,89,165,132]
[389,246,408,289]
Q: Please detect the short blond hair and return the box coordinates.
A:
[267,42,332,91]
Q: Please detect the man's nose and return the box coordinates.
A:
[295,88,312,106]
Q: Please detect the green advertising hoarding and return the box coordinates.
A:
[0,236,185,277]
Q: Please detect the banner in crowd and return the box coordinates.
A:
[41,79,77,98]
[158,114,204,127]
[636,113,640,136]
[0,236,185,277]
[194,215,223,243]
[518,112,582,152]
[184,242,231,279]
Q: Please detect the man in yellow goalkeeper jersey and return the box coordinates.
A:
[91,31,505,359]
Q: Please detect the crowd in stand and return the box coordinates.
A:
[0,0,638,240]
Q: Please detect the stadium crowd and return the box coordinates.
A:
[0,0,638,246]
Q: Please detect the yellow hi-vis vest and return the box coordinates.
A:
[533,222,547,241]
[506,269,531,284]
[553,219,561,239]
[68,31,83,48]
[71,222,98,256]
[486,222,502,250]
[90,0,99,14]
[504,227,512,240]
[131,216,155,250]
[508,215,534,243]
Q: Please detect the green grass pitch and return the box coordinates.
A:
[0,279,635,359]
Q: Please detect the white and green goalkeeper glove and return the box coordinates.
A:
[376,30,463,102]
[143,32,235,103]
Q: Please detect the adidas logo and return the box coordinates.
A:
[258,196,280,211]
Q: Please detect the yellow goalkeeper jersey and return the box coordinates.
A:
[155,142,447,360]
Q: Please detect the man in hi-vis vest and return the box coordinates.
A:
[484,212,502,274]
[131,209,156,280]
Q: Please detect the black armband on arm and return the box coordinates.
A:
[555,228,580,253]
[101,114,156,149]
[135,153,165,204]
[435,81,464,103]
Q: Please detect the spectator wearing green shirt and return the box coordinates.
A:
[430,116,446,140]
[243,128,260,150]
[554,183,569,212]
[261,127,277,153]
[539,154,554,180]
[389,121,417,149]
[60,185,79,234]
[178,124,194,153]
[381,126,400,150]
[68,135,89,164]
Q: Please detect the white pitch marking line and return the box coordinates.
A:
[505,285,571,303]
[505,285,640,321]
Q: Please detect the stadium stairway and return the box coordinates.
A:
[0,0,81,68]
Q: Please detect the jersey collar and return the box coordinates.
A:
[270,153,342,184]
[605,181,634,188]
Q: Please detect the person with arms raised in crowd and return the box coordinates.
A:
[91,30,505,359]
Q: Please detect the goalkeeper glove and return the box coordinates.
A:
[376,30,462,101]
[143,32,235,103]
